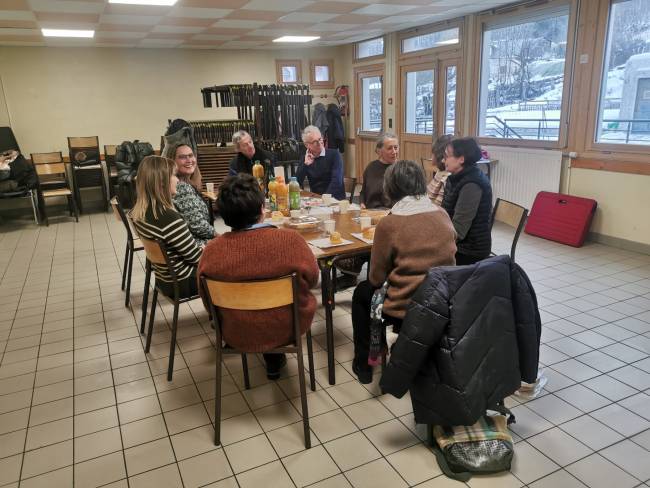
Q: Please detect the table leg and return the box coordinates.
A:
[319,260,336,385]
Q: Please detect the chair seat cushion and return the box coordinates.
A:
[43,188,72,197]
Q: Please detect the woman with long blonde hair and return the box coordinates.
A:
[131,155,202,297]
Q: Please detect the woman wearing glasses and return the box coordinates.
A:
[164,142,217,246]
[296,126,345,201]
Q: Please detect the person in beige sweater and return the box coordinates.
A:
[351,160,457,383]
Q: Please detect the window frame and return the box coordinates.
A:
[354,36,386,63]
[470,0,578,149]
[275,59,302,84]
[309,59,334,89]
[582,0,650,157]
[400,24,462,56]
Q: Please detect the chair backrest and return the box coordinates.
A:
[138,235,167,265]
[68,136,99,149]
[31,152,65,176]
[343,177,357,203]
[490,198,528,261]
[104,145,117,165]
[420,157,437,182]
[203,275,295,310]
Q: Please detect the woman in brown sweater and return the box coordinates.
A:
[198,174,319,380]
[351,160,457,384]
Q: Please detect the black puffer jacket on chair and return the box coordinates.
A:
[380,255,541,426]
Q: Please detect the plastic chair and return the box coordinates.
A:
[200,272,316,448]
[31,151,78,226]
[489,198,528,262]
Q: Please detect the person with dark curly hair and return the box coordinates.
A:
[197,174,319,380]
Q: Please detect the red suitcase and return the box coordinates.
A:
[524,191,597,247]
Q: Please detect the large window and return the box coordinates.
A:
[445,66,457,134]
[478,9,570,141]
[405,69,434,134]
[356,37,384,60]
[402,27,460,54]
[361,75,382,132]
[596,0,650,145]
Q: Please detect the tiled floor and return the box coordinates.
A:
[1,211,649,488]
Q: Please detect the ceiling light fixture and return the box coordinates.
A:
[108,0,178,5]
[273,36,320,43]
[42,29,95,38]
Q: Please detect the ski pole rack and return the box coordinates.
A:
[200,83,312,141]
[187,119,256,146]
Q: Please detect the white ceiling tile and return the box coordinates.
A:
[211,19,270,29]
[151,25,203,34]
[248,28,312,36]
[278,12,338,23]
[139,38,182,46]
[192,34,238,41]
[219,40,266,48]
[168,7,232,19]
[99,14,162,25]
[350,4,417,15]
[371,14,431,24]
[0,28,40,36]
[27,0,104,14]
[96,31,147,39]
[241,0,315,13]
[308,23,359,32]
[0,10,36,21]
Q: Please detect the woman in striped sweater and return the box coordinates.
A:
[131,156,203,298]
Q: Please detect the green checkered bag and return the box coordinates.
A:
[431,413,514,481]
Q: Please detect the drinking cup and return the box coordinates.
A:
[339,200,350,213]
[322,194,333,205]
[360,216,372,230]
[206,182,214,193]
[324,219,336,235]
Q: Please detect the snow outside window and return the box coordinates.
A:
[445,66,457,135]
[402,27,459,54]
[362,76,382,132]
[597,0,650,145]
[357,37,384,59]
[478,10,570,141]
[281,66,298,83]
[405,70,435,135]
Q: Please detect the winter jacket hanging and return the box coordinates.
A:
[380,255,541,426]
[311,103,329,136]
[325,104,345,153]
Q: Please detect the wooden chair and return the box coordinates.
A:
[140,237,200,381]
[31,151,78,226]
[68,136,108,213]
[344,176,357,203]
[489,198,528,262]
[110,197,143,308]
[200,273,316,448]
[104,145,118,199]
[420,157,437,182]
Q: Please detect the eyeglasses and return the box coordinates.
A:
[306,138,323,146]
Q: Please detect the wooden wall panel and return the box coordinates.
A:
[355,138,378,182]
[402,141,431,165]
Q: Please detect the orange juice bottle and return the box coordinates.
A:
[276,176,288,214]
[267,175,278,211]
[252,160,264,191]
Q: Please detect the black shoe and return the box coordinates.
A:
[266,354,287,380]
[352,361,373,384]
[336,273,357,292]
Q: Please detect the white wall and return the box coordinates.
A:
[0,45,350,156]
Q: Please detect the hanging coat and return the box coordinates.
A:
[312,103,329,136]
[326,104,345,153]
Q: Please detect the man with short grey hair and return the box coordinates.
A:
[228,130,274,176]
[296,125,345,200]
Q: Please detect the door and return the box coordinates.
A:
[354,64,385,180]
[398,58,460,163]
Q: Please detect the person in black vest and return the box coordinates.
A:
[228,131,274,176]
[441,137,492,265]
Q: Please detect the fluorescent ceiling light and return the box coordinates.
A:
[273,36,320,43]
[42,29,94,38]
[108,0,177,5]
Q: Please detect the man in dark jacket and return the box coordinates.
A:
[229,130,274,176]
[380,255,541,427]
[296,125,345,200]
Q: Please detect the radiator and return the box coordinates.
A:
[484,145,562,210]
